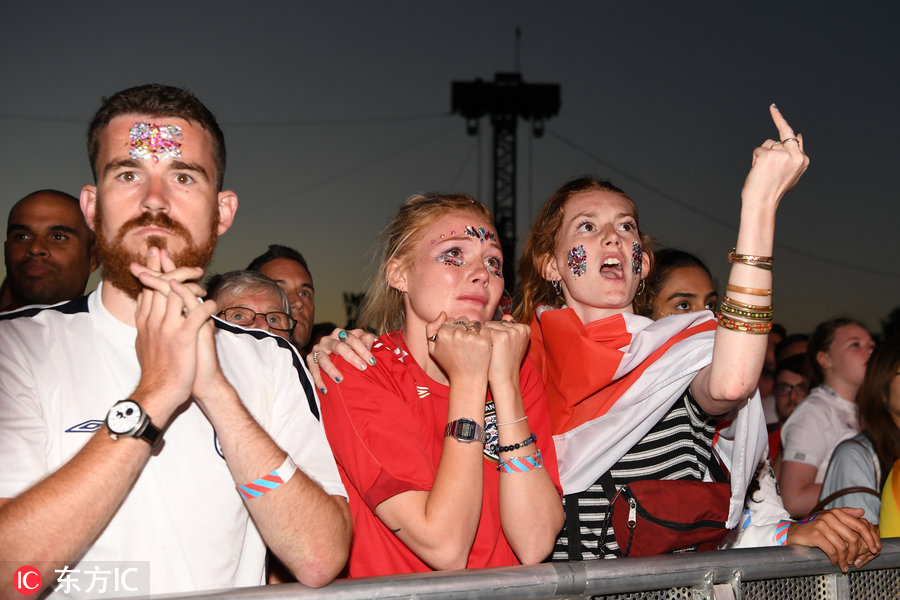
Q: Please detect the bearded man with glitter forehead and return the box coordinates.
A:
[0,84,351,595]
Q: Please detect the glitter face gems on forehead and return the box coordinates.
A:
[465,225,497,243]
[129,122,183,163]
[567,245,587,278]
[632,242,643,275]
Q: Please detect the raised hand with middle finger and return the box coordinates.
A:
[741,104,810,212]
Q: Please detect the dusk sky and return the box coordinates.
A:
[2,1,897,334]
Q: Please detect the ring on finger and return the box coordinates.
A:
[312,350,320,364]
[781,137,799,145]
[428,333,438,342]
[453,320,467,327]
[338,329,349,342]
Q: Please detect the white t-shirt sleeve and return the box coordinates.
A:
[268,345,347,499]
[0,327,48,498]
[780,403,828,469]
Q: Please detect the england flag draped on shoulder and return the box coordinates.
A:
[528,307,768,528]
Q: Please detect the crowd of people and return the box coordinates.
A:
[0,83,894,596]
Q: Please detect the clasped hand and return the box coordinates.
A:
[425,313,529,387]
[130,247,223,418]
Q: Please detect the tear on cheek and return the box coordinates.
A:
[632,242,643,275]
[567,245,587,278]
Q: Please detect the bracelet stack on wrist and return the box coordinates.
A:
[722,247,775,334]
[717,296,774,334]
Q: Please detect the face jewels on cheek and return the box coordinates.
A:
[464,225,497,243]
[129,122,183,163]
[567,245,587,278]
[632,242,643,275]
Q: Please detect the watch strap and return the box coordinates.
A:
[133,413,164,448]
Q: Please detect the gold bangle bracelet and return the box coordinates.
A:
[720,296,773,312]
[729,248,774,270]
[726,284,773,297]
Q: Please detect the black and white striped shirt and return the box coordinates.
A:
[552,389,719,560]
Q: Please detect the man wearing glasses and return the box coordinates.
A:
[768,354,810,469]
[207,270,296,342]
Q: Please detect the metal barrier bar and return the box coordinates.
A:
[144,539,900,600]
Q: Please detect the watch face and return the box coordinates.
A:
[457,419,476,440]
[107,400,142,435]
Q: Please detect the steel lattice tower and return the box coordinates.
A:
[452,72,560,286]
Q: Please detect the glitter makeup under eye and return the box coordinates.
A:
[436,254,465,268]
[567,245,587,278]
[129,122,183,163]
[464,226,497,243]
[484,260,504,279]
[632,242,643,275]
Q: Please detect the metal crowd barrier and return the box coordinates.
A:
[154,539,900,600]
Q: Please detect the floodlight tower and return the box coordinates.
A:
[451,72,560,285]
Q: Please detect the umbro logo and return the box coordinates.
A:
[66,420,104,433]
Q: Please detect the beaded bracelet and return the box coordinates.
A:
[497,449,544,474]
[717,312,773,334]
[726,284,773,297]
[719,308,773,320]
[497,433,537,453]
[728,248,774,270]
[719,298,774,320]
[236,456,297,500]
[720,296,773,312]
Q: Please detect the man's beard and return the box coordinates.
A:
[94,203,218,299]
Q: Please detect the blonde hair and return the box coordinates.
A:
[514,177,654,323]
[357,193,494,334]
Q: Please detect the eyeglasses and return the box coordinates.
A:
[217,307,295,332]
[775,382,808,397]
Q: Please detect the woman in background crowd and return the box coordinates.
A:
[780,317,875,517]
[821,337,900,524]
